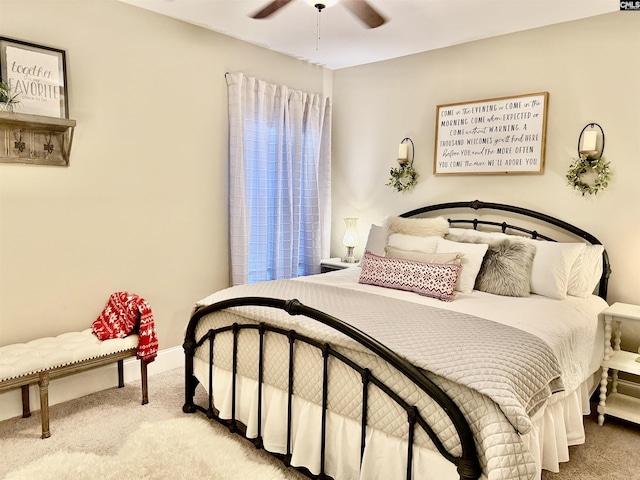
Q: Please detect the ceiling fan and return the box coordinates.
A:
[251,0,387,29]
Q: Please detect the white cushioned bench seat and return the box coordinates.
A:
[0,329,148,438]
[0,329,138,380]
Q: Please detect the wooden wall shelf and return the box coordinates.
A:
[0,111,76,166]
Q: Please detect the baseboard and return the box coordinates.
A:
[614,378,640,398]
[589,374,640,402]
[0,346,183,422]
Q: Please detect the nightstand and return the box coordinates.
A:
[598,302,640,426]
[320,258,360,273]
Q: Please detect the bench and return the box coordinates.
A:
[0,329,149,438]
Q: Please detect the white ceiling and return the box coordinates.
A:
[119,0,619,70]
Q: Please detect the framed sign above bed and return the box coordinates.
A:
[434,92,548,176]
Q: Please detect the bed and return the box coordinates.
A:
[183,200,611,480]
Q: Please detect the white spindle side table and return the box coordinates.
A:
[598,302,640,426]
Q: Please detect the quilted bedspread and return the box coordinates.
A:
[194,279,565,479]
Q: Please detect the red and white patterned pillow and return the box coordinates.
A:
[358,251,461,302]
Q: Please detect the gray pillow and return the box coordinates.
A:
[474,239,536,297]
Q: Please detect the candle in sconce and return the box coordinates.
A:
[581,131,598,153]
[398,143,408,160]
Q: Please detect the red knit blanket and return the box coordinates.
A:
[92,291,158,363]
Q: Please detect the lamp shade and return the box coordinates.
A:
[342,218,359,247]
[341,218,359,263]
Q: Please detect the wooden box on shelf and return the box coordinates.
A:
[0,111,76,166]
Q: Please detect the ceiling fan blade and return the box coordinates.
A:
[341,0,386,28]
[251,0,295,19]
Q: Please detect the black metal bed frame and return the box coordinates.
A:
[183,200,611,480]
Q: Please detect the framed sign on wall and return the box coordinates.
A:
[0,36,69,119]
[433,92,548,175]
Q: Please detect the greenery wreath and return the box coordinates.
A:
[566,155,611,196]
[387,165,418,193]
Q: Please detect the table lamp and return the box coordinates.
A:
[342,218,359,263]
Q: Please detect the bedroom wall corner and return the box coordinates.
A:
[0,0,327,353]
[330,12,640,317]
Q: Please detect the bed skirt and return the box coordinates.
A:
[193,359,596,480]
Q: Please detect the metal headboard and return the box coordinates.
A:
[400,200,611,300]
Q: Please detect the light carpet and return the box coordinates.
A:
[1,367,639,479]
[4,416,287,480]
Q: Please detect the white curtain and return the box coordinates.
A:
[227,72,331,285]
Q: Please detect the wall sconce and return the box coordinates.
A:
[578,123,605,159]
[342,217,359,263]
[566,122,611,196]
[397,137,414,166]
[387,137,418,193]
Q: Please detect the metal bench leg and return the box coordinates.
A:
[21,385,31,418]
[140,360,149,405]
[38,373,51,439]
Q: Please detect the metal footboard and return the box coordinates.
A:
[183,296,481,480]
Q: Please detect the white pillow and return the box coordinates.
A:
[448,228,511,242]
[363,224,387,256]
[386,233,439,254]
[385,216,449,237]
[447,227,469,236]
[385,247,464,264]
[567,244,604,297]
[435,237,489,294]
[526,241,585,299]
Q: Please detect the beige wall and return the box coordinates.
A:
[331,13,640,314]
[1,4,639,354]
[0,0,327,347]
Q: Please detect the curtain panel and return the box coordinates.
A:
[227,72,331,285]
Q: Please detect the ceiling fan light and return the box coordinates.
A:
[303,0,340,8]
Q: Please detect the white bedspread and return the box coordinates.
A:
[193,268,607,480]
[199,276,564,435]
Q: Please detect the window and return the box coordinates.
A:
[227,73,331,285]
